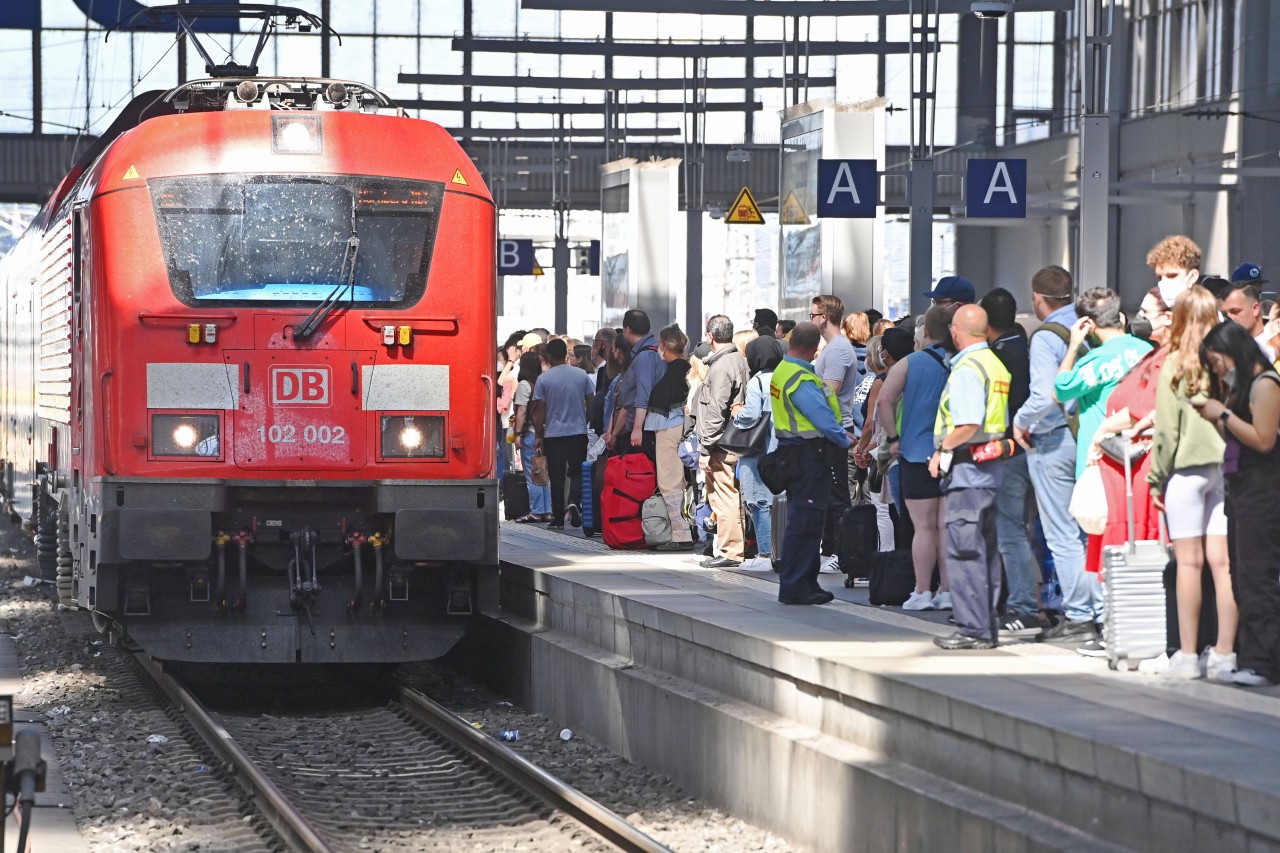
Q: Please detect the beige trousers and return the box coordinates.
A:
[654,425,692,542]
[707,448,744,561]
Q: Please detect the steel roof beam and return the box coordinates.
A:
[450,37,917,57]
[519,0,1074,13]
[405,99,763,114]
[446,127,682,138]
[399,72,836,89]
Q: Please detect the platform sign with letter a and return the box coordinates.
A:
[817,159,877,218]
[966,159,1027,218]
[497,239,536,275]
[726,186,765,224]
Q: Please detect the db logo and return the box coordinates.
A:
[271,366,330,405]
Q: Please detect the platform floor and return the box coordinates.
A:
[0,618,89,853]
[498,519,1280,852]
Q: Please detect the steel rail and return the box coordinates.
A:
[396,685,674,853]
[134,654,335,853]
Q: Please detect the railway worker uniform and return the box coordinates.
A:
[770,353,852,604]
[931,339,1011,649]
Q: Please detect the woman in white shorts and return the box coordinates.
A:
[1149,286,1238,680]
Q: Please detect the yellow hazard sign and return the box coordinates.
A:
[122,164,139,180]
[532,261,544,276]
[726,186,765,225]
[451,169,469,185]
[780,189,810,225]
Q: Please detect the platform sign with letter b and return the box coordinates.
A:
[497,239,536,276]
[966,159,1027,218]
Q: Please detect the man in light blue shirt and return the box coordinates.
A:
[532,338,596,530]
[1011,265,1098,643]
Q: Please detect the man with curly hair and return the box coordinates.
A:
[1146,235,1202,308]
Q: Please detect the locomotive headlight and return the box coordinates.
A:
[380,415,444,459]
[152,414,221,458]
[172,423,199,449]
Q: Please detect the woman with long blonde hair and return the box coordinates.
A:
[1148,285,1237,680]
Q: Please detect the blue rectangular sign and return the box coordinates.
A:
[816,159,878,219]
[497,239,536,276]
[966,158,1027,218]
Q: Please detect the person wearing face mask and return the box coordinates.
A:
[1146,235,1202,309]
[1195,321,1280,687]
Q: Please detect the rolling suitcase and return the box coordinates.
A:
[838,478,879,579]
[769,494,787,571]
[503,472,530,520]
[1102,432,1167,670]
[580,460,597,537]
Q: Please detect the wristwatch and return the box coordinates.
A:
[1219,410,1231,426]
[886,434,900,444]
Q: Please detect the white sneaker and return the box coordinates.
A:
[739,556,773,571]
[902,590,935,611]
[819,554,841,574]
[932,591,953,611]
[1164,650,1202,680]
[1138,653,1170,675]
[1205,648,1237,682]
[1232,668,1275,688]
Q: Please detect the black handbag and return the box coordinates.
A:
[718,413,772,456]
[756,446,792,494]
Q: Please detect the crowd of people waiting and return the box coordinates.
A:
[496,233,1280,688]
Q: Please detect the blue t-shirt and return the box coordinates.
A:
[899,344,950,463]
[532,364,596,438]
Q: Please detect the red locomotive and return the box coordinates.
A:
[0,7,497,663]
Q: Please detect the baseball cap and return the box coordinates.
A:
[881,327,915,362]
[923,275,976,304]
[691,341,713,360]
[518,332,543,348]
[1231,262,1268,286]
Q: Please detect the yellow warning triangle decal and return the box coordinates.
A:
[451,169,469,185]
[726,186,765,224]
[780,189,810,225]
[532,261,544,276]
[122,164,139,180]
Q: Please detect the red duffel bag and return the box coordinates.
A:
[601,452,657,550]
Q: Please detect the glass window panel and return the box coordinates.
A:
[516,9,559,39]
[328,3,375,36]
[266,34,322,78]
[374,36,418,90]
[0,31,33,133]
[470,85,517,102]
[611,13,658,40]
[835,56,877,98]
[481,0,519,35]
[836,16,878,41]
[614,57,659,79]
[559,13,606,40]
[367,0,420,36]
[42,31,91,132]
[411,38,460,75]
[1012,43,1053,110]
[330,35,374,87]
[418,1,464,36]
[473,52,516,75]
[754,18,784,40]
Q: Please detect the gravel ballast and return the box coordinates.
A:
[0,519,793,852]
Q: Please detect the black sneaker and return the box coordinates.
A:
[1036,618,1097,643]
[1000,614,1047,638]
[1076,638,1107,658]
[567,503,583,528]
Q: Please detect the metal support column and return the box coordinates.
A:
[553,203,569,335]
[909,159,935,316]
[1076,0,1114,293]
[686,209,703,336]
[907,0,940,316]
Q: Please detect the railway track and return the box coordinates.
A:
[135,654,673,853]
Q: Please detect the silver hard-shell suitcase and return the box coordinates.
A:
[1102,431,1167,670]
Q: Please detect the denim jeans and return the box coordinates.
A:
[1026,426,1100,622]
[995,451,1040,618]
[521,430,551,515]
[737,455,774,556]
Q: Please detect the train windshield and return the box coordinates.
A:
[150,174,443,307]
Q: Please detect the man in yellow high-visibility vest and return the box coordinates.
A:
[930,304,1011,650]
[770,322,853,604]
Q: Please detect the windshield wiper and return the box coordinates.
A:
[292,235,360,342]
